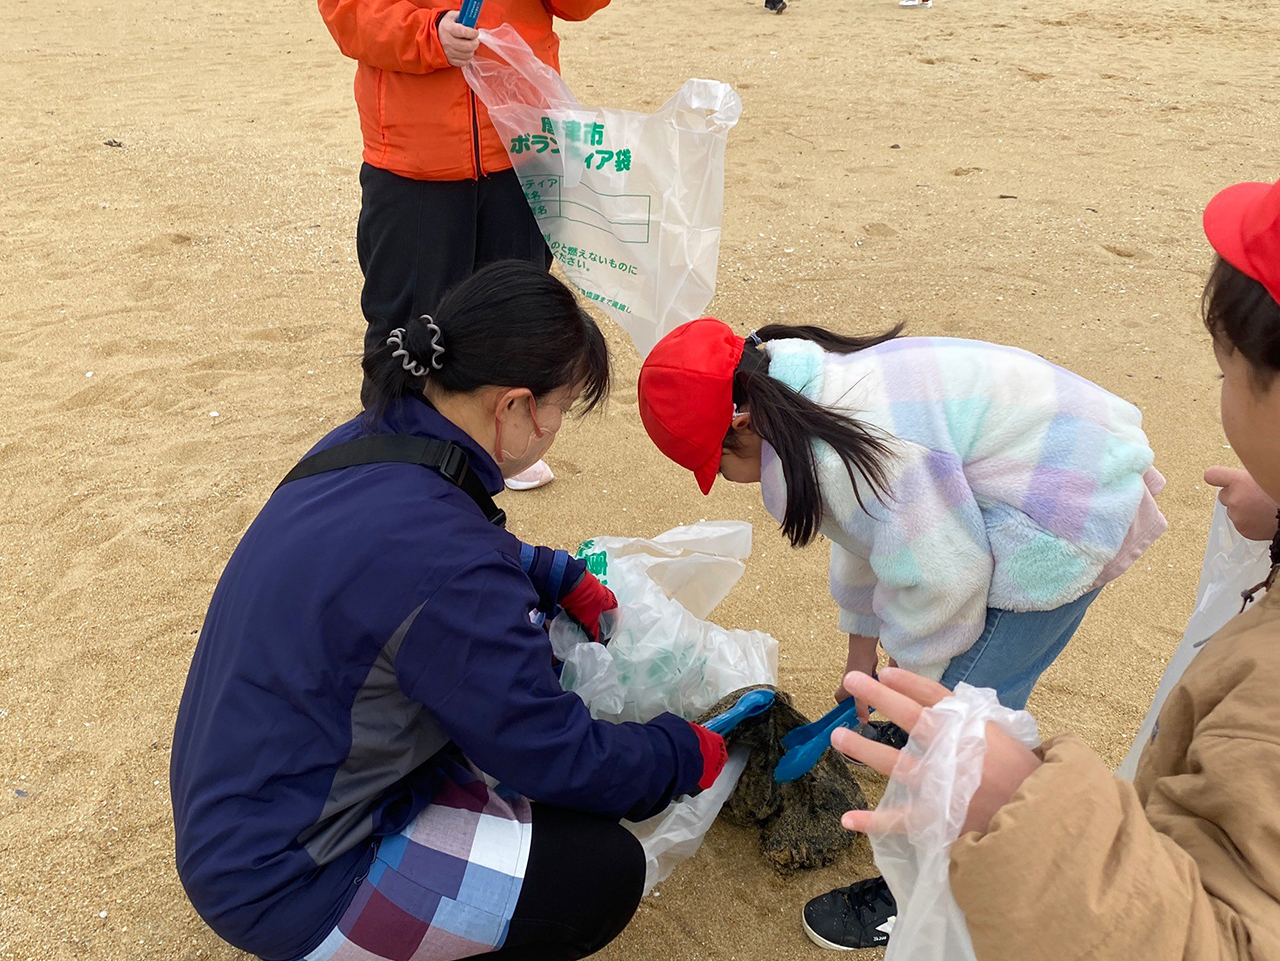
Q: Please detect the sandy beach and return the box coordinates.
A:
[2,0,1278,958]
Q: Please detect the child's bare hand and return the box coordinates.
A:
[439,12,480,66]
[1205,466,1280,541]
[837,633,879,724]
[831,668,1043,837]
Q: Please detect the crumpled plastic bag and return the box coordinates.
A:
[463,26,741,356]
[549,521,778,723]
[627,745,750,894]
[1118,502,1273,779]
[870,684,1040,961]
[548,521,778,892]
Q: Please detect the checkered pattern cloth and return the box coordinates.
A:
[301,756,532,961]
[759,337,1165,682]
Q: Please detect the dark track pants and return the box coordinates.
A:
[356,163,550,405]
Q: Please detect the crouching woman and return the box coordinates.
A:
[170,262,726,961]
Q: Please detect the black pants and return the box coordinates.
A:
[490,804,646,961]
[356,163,551,404]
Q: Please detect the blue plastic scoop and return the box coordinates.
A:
[781,697,861,750]
[704,688,776,736]
[774,697,862,783]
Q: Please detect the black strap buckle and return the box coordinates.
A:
[434,441,469,487]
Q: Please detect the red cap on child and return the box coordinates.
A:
[1203,176,1280,307]
[638,319,746,495]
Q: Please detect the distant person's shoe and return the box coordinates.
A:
[765,0,788,12]
[899,0,933,7]
[505,460,555,491]
[803,875,898,950]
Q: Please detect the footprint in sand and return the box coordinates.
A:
[1101,244,1150,260]
[863,223,899,239]
[135,232,194,255]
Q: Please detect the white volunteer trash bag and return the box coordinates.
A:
[464,26,741,356]
[870,684,1041,961]
[548,521,778,891]
[1117,502,1273,779]
[548,521,777,723]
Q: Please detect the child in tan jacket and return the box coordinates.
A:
[832,175,1280,960]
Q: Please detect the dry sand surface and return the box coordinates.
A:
[3,0,1278,958]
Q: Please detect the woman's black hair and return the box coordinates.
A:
[362,261,610,422]
[1202,255,1280,389]
[731,323,905,548]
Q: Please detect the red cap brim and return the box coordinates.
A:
[1204,181,1272,276]
[694,451,721,495]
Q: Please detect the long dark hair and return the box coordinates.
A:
[731,324,904,548]
[1203,255,1280,388]
[362,261,610,423]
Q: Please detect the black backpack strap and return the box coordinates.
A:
[276,434,507,528]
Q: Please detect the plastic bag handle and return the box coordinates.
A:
[464,24,579,111]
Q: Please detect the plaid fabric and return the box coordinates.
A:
[759,337,1162,681]
[301,757,532,961]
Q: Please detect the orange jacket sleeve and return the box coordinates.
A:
[542,0,612,22]
[318,0,453,74]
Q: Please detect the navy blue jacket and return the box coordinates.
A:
[170,398,705,960]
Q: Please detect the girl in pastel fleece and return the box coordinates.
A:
[640,321,1166,709]
[637,317,1166,950]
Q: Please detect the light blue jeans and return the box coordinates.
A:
[936,588,1102,710]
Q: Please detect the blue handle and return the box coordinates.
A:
[774,698,862,783]
[704,689,776,736]
[458,0,484,28]
[780,698,861,750]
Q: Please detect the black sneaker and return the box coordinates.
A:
[861,719,909,751]
[802,875,898,950]
[764,0,788,12]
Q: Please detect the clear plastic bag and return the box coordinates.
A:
[870,684,1040,961]
[463,27,741,356]
[548,521,778,892]
[1117,502,1272,779]
[549,521,778,723]
[627,745,750,893]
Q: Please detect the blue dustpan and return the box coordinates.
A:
[704,688,776,736]
[774,698,861,783]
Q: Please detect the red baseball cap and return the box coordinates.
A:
[638,318,746,495]
[1203,176,1280,307]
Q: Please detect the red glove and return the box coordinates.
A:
[559,571,618,644]
[690,723,728,791]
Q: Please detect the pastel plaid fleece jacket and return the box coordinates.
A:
[758,337,1164,681]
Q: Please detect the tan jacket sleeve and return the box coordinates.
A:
[948,734,1280,961]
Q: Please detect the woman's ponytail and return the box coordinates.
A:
[361,261,610,424]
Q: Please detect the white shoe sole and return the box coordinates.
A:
[504,461,555,491]
[801,917,858,952]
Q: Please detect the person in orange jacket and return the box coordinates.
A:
[318,0,611,489]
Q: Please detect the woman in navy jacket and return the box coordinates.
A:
[171,262,727,961]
